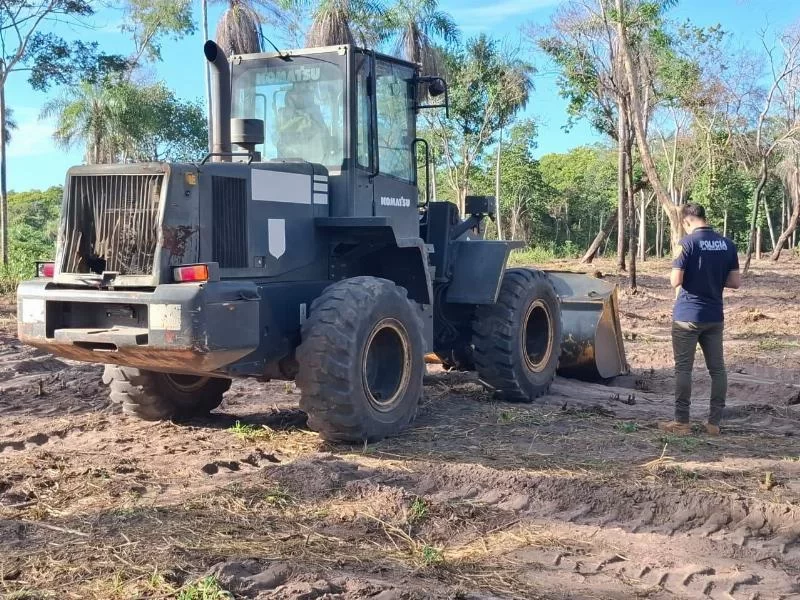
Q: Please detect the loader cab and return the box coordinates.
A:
[230,46,444,240]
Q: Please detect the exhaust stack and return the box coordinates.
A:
[204,40,231,161]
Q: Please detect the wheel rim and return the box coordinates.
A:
[522,299,554,372]
[164,373,211,393]
[361,318,411,412]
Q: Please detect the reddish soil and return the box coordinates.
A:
[1,258,800,599]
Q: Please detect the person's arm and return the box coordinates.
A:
[725,247,741,289]
[670,268,684,289]
[671,239,691,294]
[725,270,741,289]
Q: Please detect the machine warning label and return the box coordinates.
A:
[380,196,411,208]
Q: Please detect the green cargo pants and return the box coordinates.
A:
[672,321,727,426]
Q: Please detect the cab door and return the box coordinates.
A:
[354,54,419,240]
[371,59,418,239]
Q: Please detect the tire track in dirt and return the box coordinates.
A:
[265,454,800,599]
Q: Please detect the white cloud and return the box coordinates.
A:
[6,107,59,159]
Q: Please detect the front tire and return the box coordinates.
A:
[103,365,231,420]
[473,268,562,402]
[296,276,425,442]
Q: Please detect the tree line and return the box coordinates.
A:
[3,0,800,291]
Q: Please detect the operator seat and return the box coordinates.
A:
[277,84,330,164]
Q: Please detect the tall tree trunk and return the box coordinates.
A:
[743,156,768,273]
[627,137,637,289]
[772,190,800,261]
[0,80,7,266]
[431,160,437,201]
[458,185,467,217]
[616,96,627,271]
[756,227,762,260]
[510,202,519,240]
[616,0,682,251]
[781,189,787,235]
[655,204,663,258]
[603,222,616,255]
[723,208,728,238]
[638,192,647,261]
[494,128,503,240]
[580,209,617,264]
[763,196,776,250]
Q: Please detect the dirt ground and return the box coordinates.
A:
[2,258,800,600]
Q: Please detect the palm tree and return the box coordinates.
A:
[384,0,458,76]
[41,81,138,164]
[215,0,263,55]
[4,107,16,145]
[297,0,384,48]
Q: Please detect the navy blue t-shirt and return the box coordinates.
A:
[672,227,739,323]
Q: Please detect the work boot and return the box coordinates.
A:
[704,423,721,436]
[658,421,692,435]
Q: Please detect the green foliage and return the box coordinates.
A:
[419,544,443,566]
[228,420,271,440]
[124,0,196,62]
[177,576,232,600]
[445,36,534,139]
[383,0,459,76]
[264,485,294,509]
[43,79,207,164]
[615,421,639,433]
[495,121,550,242]
[2,2,127,92]
[424,35,534,201]
[658,434,703,452]
[539,145,617,250]
[507,247,556,266]
[409,497,428,522]
[0,187,62,294]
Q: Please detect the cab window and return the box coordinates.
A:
[375,61,415,182]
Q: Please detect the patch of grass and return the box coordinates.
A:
[657,434,703,452]
[177,576,232,600]
[757,338,800,351]
[615,421,639,433]
[419,544,444,566]
[781,455,800,462]
[670,466,700,481]
[495,408,546,426]
[507,247,557,266]
[563,406,615,418]
[228,420,271,441]
[264,485,294,509]
[409,497,428,523]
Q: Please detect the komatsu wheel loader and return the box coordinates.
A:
[16,40,627,441]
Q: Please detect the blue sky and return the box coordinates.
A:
[6,0,800,192]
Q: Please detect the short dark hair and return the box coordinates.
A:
[680,203,706,220]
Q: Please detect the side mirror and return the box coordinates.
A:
[413,76,449,117]
[429,79,446,97]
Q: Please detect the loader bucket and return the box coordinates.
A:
[545,271,628,381]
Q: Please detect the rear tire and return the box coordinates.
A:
[473,268,562,402]
[296,276,425,442]
[103,365,231,420]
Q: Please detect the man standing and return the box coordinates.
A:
[660,203,741,436]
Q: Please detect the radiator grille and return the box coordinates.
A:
[212,176,248,268]
[61,173,164,275]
